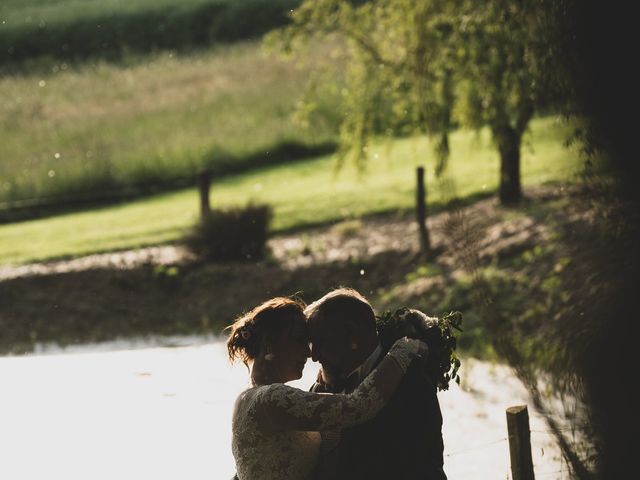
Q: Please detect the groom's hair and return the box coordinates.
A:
[305,287,376,332]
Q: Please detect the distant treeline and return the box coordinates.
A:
[0,0,300,66]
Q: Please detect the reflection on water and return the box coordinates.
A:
[0,337,563,480]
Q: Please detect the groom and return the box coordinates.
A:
[306,288,447,480]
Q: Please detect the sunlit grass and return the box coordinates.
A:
[0,41,336,203]
[0,116,583,265]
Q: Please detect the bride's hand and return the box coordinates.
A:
[407,336,429,358]
[388,336,429,372]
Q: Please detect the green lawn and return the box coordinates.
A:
[0,40,337,204]
[0,116,584,265]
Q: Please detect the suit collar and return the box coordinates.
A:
[345,343,383,387]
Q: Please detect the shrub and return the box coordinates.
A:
[184,204,272,261]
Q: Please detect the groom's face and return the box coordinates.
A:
[308,316,353,382]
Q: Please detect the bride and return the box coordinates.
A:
[226,296,428,479]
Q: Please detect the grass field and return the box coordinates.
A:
[0,116,584,265]
[0,41,339,206]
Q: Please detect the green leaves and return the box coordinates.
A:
[376,307,463,391]
[267,0,459,175]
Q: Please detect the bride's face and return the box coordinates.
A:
[270,316,311,382]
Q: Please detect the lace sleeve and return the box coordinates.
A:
[252,338,425,432]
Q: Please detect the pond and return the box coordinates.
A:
[0,336,566,479]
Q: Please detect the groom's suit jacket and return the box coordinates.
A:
[311,355,447,480]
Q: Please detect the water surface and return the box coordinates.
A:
[0,337,564,479]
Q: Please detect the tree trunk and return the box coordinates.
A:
[416,166,430,254]
[498,126,522,205]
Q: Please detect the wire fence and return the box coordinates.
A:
[445,437,508,457]
[443,422,579,479]
[0,175,199,224]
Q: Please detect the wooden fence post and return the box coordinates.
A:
[506,405,535,480]
[416,166,430,254]
[198,170,211,218]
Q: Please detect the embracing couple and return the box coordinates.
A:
[227,288,447,480]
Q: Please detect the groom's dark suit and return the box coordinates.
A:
[312,355,447,480]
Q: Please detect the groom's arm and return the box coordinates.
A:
[336,364,446,480]
[388,367,446,479]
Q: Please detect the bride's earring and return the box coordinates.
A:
[351,343,358,350]
[262,339,275,361]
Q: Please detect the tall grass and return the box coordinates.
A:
[0,0,299,66]
[0,116,584,265]
[0,41,339,207]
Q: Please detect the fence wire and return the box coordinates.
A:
[444,426,571,479]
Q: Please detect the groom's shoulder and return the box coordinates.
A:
[390,362,439,411]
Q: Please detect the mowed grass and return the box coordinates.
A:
[0,116,584,265]
[0,41,336,203]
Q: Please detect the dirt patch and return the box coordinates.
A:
[0,184,579,354]
[0,186,568,279]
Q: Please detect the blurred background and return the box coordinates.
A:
[0,1,637,479]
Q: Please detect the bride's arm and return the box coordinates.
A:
[253,338,427,432]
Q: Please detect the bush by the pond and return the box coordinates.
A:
[185,204,272,261]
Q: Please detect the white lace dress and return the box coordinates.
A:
[231,339,420,480]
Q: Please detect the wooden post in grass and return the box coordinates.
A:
[506,405,535,480]
[416,166,430,254]
[198,169,211,218]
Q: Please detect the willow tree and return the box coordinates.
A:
[267,0,456,252]
[270,0,560,205]
[454,0,559,204]
[268,0,457,171]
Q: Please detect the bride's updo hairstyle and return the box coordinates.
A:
[226,297,307,366]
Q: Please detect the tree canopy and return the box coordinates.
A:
[268,0,576,203]
[268,0,455,173]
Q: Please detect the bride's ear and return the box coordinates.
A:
[264,342,275,361]
[256,334,275,361]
